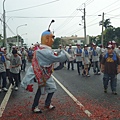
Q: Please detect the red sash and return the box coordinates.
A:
[32,49,53,86]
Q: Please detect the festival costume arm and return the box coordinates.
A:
[36,49,71,64]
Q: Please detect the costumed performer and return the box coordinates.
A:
[21,20,71,113]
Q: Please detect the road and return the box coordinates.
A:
[0,62,120,120]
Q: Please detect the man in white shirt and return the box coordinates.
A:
[91,44,101,75]
[21,47,28,71]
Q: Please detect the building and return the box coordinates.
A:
[61,35,89,45]
[7,36,24,47]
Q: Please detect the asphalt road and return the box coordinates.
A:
[0,62,120,120]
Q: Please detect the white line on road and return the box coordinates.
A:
[0,84,12,117]
[52,75,94,120]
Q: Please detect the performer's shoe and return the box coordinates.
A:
[32,107,42,113]
[45,104,55,110]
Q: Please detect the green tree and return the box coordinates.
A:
[104,19,113,29]
[0,34,3,40]
[104,27,115,43]
[52,37,61,49]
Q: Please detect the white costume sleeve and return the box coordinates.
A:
[36,49,70,66]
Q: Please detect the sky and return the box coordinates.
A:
[0,0,120,47]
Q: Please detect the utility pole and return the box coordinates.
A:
[3,0,7,47]
[101,12,104,46]
[77,3,87,44]
[83,7,86,44]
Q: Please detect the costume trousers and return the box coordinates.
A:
[32,87,54,109]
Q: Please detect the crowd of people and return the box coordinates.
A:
[0,46,29,92]
[0,40,120,95]
[57,40,120,95]
[57,41,120,76]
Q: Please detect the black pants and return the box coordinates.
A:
[6,69,10,82]
[21,59,26,71]
[32,87,54,109]
[76,61,83,74]
[67,61,74,70]
[0,72,7,88]
[9,72,19,87]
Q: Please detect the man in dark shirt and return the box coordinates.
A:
[101,44,120,95]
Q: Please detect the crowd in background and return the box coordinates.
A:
[0,40,120,94]
[57,41,120,77]
[0,46,30,92]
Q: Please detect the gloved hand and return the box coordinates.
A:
[26,84,33,92]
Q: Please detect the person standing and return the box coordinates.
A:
[3,47,11,83]
[75,44,83,75]
[21,47,28,71]
[0,48,8,92]
[101,44,120,95]
[27,47,33,62]
[82,44,90,77]
[91,43,101,75]
[67,44,75,70]
[9,49,22,90]
[116,46,120,59]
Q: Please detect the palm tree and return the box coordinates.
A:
[104,19,113,29]
[0,34,3,40]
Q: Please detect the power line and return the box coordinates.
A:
[6,16,82,19]
[65,27,83,36]
[56,19,80,35]
[86,0,120,24]
[6,0,60,13]
[54,11,79,32]
[106,6,120,14]
[54,1,85,32]
[0,18,16,35]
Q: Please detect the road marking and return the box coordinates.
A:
[52,75,94,119]
[0,84,12,117]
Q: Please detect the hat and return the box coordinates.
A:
[112,40,116,44]
[92,43,96,46]
[0,48,4,52]
[76,44,80,46]
[59,44,62,46]
[12,46,16,49]
[69,44,72,46]
[108,41,112,45]
[107,44,114,49]
[84,44,88,47]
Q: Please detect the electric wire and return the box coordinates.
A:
[86,0,120,25]
[6,0,60,13]
[0,18,16,35]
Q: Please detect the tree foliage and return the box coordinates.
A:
[52,37,61,49]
